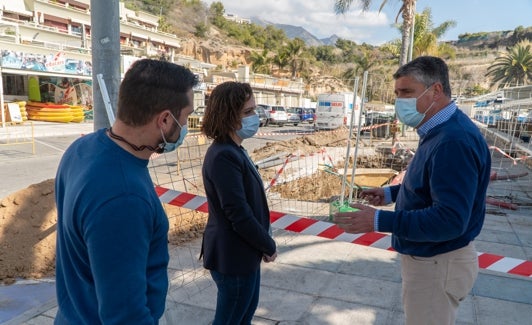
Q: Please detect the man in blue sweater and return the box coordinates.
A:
[54,59,198,324]
[334,56,491,324]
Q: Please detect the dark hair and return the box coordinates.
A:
[393,56,452,97]
[201,82,253,142]
[117,59,198,126]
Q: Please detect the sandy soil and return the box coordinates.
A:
[0,179,208,284]
[0,128,399,284]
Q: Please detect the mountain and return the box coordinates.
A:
[320,34,340,46]
[275,23,323,46]
[250,16,325,47]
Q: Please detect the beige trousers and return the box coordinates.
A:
[401,242,478,325]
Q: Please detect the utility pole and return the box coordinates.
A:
[91,0,121,130]
[408,2,416,63]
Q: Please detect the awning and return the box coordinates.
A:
[0,0,33,16]
[130,32,148,40]
[68,0,90,10]
[164,41,180,48]
[149,37,164,44]
[1,67,92,81]
[70,18,90,26]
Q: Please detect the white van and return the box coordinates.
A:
[315,92,363,130]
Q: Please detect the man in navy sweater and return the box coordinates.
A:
[334,56,491,325]
[55,59,198,324]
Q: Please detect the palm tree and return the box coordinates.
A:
[249,49,271,74]
[334,0,416,65]
[486,42,532,88]
[342,51,376,83]
[272,52,289,76]
[410,8,456,57]
[283,38,306,79]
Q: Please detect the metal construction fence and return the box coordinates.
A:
[147,121,532,295]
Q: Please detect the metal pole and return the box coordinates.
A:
[0,64,5,128]
[339,77,360,206]
[348,71,369,202]
[96,74,116,125]
[408,3,416,62]
[91,0,121,130]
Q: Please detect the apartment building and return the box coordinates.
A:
[0,0,305,113]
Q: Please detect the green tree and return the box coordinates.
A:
[411,8,456,58]
[310,45,340,63]
[272,52,289,76]
[194,22,208,38]
[486,41,532,88]
[464,84,489,97]
[372,7,455,60]
[342,51,376,82]
[262,25,288,51]
[335,38,362,63]
[334,0,417,65]
[282,38,306,79]
[209,1,225,28]
[512,26,531,44]
[250,49,271,74]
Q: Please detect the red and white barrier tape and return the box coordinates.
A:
[266,154,294,190]
[155,186,532,278]
[256,131,318,137]
[489,145,531,165]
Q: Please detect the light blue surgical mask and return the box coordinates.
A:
[158,113,188,153]
[236,114,260,139]
[395,85,435,128]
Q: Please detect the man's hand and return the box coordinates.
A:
[333,203,376,234]
[359,188,386,206]
[263,252,277,263]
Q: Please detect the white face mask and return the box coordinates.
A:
[395,85,435,128]
[236,114,260,139]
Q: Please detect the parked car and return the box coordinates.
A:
[290,107,314,124]
[286,107,301,126]
[364,111,395,137]
[258,104,287,126]
[255,105,269,127]
[308,108,317,124]
[188,106,205,130]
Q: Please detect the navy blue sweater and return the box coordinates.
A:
[55,128,169,324]
[378,110,491,257]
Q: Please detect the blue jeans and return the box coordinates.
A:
[210,268,261,325]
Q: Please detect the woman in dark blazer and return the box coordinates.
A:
[200,81,277,325]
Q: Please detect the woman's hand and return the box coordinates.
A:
[263,252,277,263]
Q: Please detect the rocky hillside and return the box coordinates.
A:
[129,1,530,96]
[451,27,532,49]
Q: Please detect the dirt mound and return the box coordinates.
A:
[0,179,57,284]
[250,128,350,162]
[0,179,206,284]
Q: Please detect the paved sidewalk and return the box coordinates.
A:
[6,220,532,325]
[0,120,95,139]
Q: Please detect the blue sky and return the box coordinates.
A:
[203,0,532,45]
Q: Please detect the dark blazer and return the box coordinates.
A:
[201,140,276,275]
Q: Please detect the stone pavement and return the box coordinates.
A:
[1,121,531,325]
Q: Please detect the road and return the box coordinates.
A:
[0,122,318,198]
[0,134,80,198]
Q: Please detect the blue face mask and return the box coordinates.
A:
[395,85,435,128]
[236,114,260,139]
[159,113,188,153]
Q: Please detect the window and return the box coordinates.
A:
[2,74,25,96]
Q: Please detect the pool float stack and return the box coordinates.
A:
[26,102,85,123]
